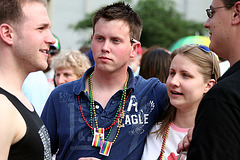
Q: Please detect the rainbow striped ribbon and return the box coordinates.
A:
[99,140,112,156]
[92,128,104,147]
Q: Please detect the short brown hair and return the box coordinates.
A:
[0,0,47,25]
[222,0,238,6]
[92,2,142,41]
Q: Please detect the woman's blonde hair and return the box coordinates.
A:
[51,50,91,78]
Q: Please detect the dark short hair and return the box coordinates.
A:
[92,2,142,41]
[0,0,47,25]
[222,0,238,6]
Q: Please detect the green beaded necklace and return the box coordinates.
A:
[77,71,132,156]
[89,72,128,142]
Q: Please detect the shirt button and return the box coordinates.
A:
[95,105,99,109]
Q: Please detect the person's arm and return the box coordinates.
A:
[0,95,23,159]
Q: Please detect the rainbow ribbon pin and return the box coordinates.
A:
[99,140,112,156]
[92,128,104,147]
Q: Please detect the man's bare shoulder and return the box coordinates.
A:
[0,94,27,159]
[0,93,18,115]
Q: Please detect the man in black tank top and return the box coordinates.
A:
[0,0,55,159]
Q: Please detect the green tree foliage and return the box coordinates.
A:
[73,13,93,31]
[72,0,206,48]
[135,0,205,48]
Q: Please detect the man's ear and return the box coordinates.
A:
[130,42,141,58]
[0,23,14,45]
[232,2,240,25]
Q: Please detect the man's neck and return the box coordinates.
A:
[0,66,35,111]
[93,66,128,89]
[0,70,25,94]
[87,69,129,109]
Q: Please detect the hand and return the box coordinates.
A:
[78,157,101,160]
[177,128,193,154]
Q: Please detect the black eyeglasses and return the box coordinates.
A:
[206,4,234,18]
[197,45,215,80]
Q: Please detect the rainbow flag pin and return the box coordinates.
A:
[92,128,104,147]
[99,140,112,156]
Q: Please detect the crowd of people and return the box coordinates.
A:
[1,0,240,160]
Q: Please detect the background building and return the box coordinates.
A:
[48,0,212,52]
[175,0,211,22]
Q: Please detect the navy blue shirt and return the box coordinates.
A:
[41,67,168,160]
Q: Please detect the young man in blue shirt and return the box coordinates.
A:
[41,2,168,159]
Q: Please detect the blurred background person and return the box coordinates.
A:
[44,34,61,91]
[51,50,91,86]
[141,44,220,160]
[22,71,49,115]
[80,46,95,66]
[84,49,95,66]
[139,46,171,83]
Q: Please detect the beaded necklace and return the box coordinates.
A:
[157,122,172,160]
[89,72,128,140]
[78,71,131,156]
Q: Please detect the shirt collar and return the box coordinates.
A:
[73,66,135,96]
[218,60,240,82]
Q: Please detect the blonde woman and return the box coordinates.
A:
[51,50,91,86]
[141,44,221,160]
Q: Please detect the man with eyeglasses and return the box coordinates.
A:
[181,0,240,159]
